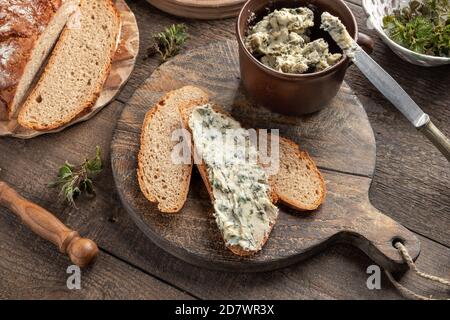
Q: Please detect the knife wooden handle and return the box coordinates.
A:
[357,32,374,54]
[0,181,99,267]
[420,120,450,162]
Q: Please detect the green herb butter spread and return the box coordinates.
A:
[320,12,356,58]
[189,105,279,252]
[245,8,342,74]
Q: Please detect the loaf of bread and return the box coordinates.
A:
[18,0,121,130]
[0,0,79,120]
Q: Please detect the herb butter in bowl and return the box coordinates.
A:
[236,0,373,116]
[244,8,344,74]
[363,0,450,66]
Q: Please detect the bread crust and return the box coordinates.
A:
[137,106,160,204]
[0,0,63,119]
[179,102,278,256]
[17,0,121,131]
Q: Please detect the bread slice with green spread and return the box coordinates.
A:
[137,86,209,213]
[179,102,279,256]
[179,102,326,256]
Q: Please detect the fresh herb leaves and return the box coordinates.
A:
[147,24,189,62]
[50,147,103,207]
[383,0,450,57]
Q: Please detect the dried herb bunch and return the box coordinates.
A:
[383,0,450,57]
[50,147,103,207]
[148,24,189,62]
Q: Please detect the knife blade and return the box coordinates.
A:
[353,48,429,128]
[350,46,450,161]
[320,11,449,160]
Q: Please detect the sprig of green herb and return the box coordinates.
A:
[383,0,450,57]
[147,24,189,62]
[49,147,103,207]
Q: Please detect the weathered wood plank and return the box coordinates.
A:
[116,0,236,102]
[0,101,447,298]
[65,200,450,300]
[0,0,448,299]
[0,206,193,300]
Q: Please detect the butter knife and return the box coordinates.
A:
[352,48,450,162]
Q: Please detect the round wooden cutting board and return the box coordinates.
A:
[111,40,420,272]
[147,0,246,19]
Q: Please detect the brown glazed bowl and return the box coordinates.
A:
[236,0,373,116]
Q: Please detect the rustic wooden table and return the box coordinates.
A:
[0,0,448,300]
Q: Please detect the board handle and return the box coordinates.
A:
[340,202,421,272]
[0,181,99,267]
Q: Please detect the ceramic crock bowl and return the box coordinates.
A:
[236,0,373,116]
[362,0,450,67]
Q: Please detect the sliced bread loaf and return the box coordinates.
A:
[265,135,326,211]
[17,0,121,130]
[0,0,80,120]
[180,102,279,256]
[137,86,209,213]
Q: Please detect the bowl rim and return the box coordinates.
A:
[361,0,450,62]
[236,0,358,79]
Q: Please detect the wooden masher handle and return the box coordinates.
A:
[0,181,98,267]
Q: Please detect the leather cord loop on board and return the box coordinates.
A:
[386,242,450,300]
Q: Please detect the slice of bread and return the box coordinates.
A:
[179,102,279,256]
[137,86,209,213]
[264,135,326,211]
[17,0,121,131]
